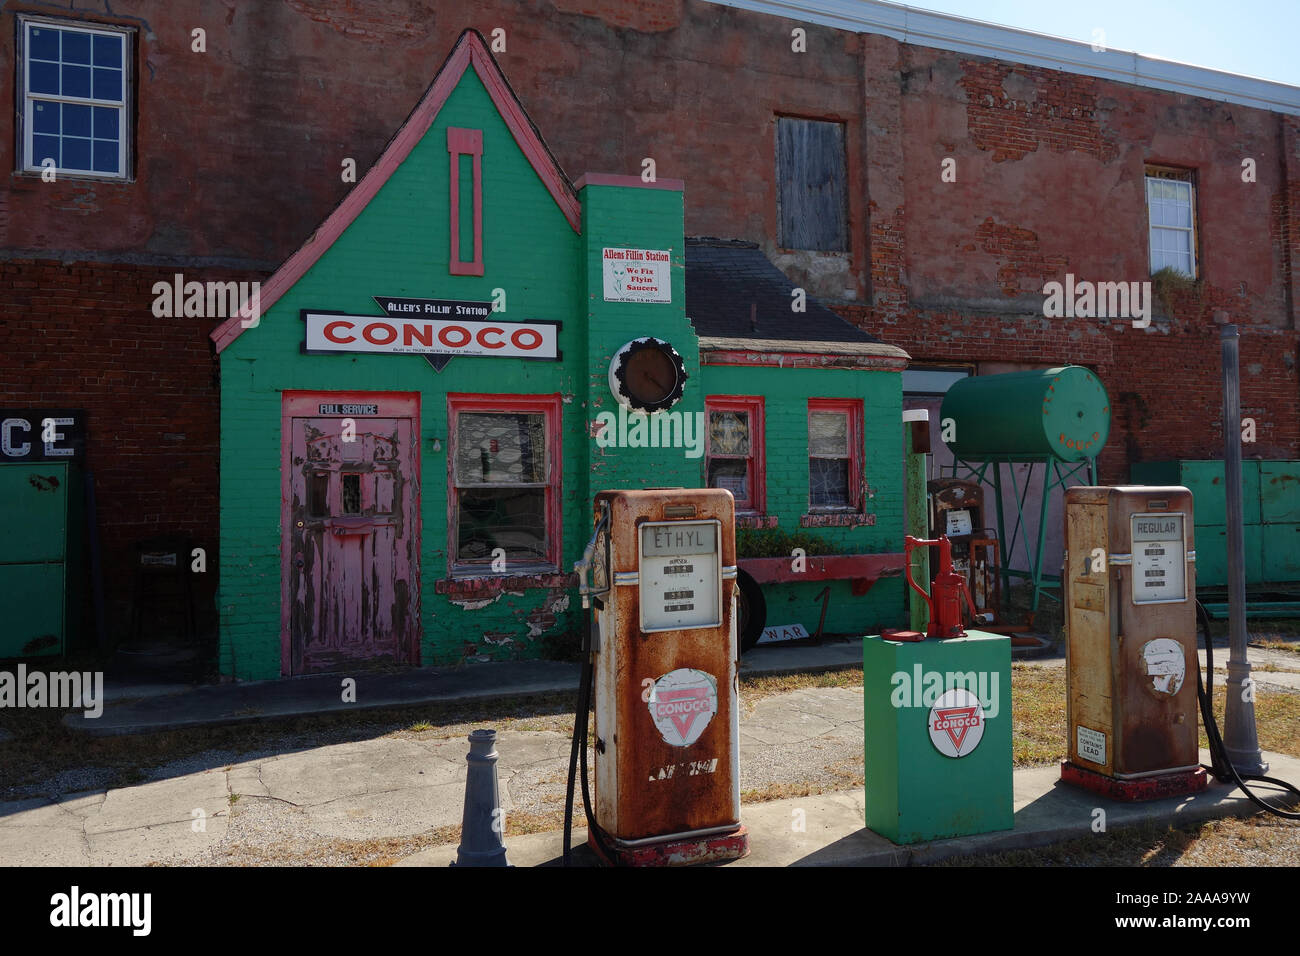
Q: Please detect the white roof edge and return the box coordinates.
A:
[699,335,911,359]
[704,0,1300,116]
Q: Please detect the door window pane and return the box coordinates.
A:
[308,472,329,517]
[341,473,361,515]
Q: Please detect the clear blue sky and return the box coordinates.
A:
[903,1,1298,87]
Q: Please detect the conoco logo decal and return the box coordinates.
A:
[928,688,985,758]
[647,668,718,747]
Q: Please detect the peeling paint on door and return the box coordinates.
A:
[281,393,420,674]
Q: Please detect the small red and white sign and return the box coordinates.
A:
[928,688,985,758]
[602,247,671,303]
[647,668,717,747]
[303,312,559,360]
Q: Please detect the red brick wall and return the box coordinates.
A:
[0,258,266,636]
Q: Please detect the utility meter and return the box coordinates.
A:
[588,488,747,865]
[1061,486,1208,800]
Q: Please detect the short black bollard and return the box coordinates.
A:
[452,728,511,867]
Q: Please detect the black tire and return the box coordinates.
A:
[736,569,767,653]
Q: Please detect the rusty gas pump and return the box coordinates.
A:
[565,488,748,866]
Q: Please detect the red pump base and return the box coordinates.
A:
[589,826,749,867]
[1061,760,1209,802]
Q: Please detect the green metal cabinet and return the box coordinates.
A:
[0,462,79,657]
[1262,524,1300,582]
[1260,462,1300,523]
[1191,525,1264,587]
[1131,460,1300,587]
[1130,460,1260,526]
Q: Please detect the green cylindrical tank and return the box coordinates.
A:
[939,366,1110,462]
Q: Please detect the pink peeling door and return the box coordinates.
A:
[284,404,420,674]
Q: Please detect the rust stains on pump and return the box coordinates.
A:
[592,488,740,843]
[1064,486,1198,779]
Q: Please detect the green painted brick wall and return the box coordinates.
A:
[580,182,701,495]
[700,363,906,635]
[220,69,591,680]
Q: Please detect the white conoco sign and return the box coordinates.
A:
[646,668,717,747]
[303,311,560,360]
[928,687,986,758]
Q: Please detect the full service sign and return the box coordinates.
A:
[303,311,560,360]
[602,247,671,303]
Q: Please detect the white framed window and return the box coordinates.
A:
[19,16,132,180]
[1145,166,1197,277]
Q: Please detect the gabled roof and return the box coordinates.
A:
[211,29,579,354]
[686,238,880,345]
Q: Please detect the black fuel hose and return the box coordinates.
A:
[1195,599,1300,819]
[563,598,622,866]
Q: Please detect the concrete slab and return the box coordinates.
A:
[398,749,1300,867]
[61,640,881,737]
[63,660,584,737]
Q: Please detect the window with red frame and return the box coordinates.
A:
[807,399,862,510]
[449,394,561,572]
[705,396,765,513]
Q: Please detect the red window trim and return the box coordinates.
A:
[447,127,484,276]
[807,398,863,512]
[705,395,766,514]
[446,392,562,575]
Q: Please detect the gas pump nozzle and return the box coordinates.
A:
[574,504,611,610]
[904,534,979,639]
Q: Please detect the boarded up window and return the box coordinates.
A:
[776,117,848,252]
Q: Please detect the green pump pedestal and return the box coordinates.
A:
[863,632,1013,844]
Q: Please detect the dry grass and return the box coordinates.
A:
[934,814,1300,867]
[1255,640,1300,655]
[1010,663,1070,767]
[739,667,864,708]
[206,824,466,868]
[740,756,863,805]
[1200,684,1300,759]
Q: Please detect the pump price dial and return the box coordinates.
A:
[639,520,722,632]
[1130,513,1186,604]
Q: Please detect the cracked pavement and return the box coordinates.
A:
[0,686,867,866]
[3,641,1295,866]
